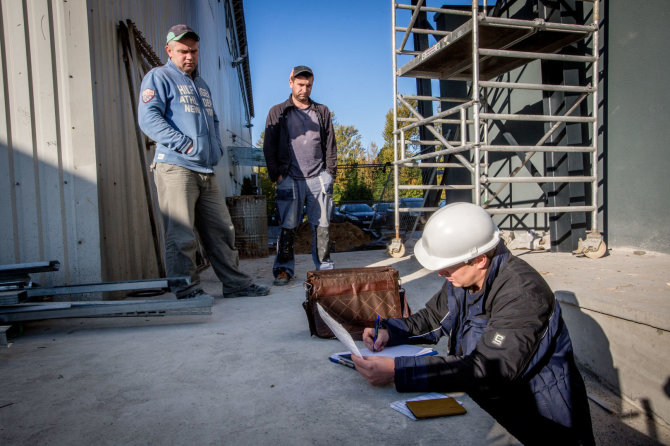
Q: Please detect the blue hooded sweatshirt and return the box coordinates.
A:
[138,59,223,173]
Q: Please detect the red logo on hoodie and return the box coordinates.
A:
[142,88,155,103]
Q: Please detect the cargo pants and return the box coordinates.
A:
[273,170,334,278]
[153,163,252,296]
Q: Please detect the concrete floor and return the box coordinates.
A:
[1,247,669,445]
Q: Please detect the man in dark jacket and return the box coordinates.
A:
[352,202,594,446]
[262,66,337,286]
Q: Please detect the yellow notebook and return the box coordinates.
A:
[405,397,467,419]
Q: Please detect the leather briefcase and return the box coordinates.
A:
[302,266,410,340]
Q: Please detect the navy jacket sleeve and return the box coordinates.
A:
[320,106,337,178]
[394,260,554,394]
[385,284,452,346]
[262,105,281,182]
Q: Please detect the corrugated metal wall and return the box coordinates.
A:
[0,0,255,287]
[87,0,255,283]
[0,0,102,287]
[86,0,192,283]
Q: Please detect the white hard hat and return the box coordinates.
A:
[414,202,500,271]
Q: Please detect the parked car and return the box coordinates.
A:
[386,197,427,230]
[338,203,377,228]
[399,197,425,215]
[330,206,347,223]
[371,202,392,228]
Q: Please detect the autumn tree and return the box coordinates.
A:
[372,101,423,201]
[332,116,374,203]
[255,132,275,200]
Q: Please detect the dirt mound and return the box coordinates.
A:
[294,221,372,254]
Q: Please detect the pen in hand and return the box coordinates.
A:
[372,315,380,352]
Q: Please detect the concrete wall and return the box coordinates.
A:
[557,288,670,428]
[519,245,670,430]
[605,0,670,253]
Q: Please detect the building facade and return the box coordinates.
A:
[0,0,255,286]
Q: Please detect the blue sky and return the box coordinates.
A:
[243,1,486,151]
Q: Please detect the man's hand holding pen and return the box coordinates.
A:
[352,318,395,386]
[362,325,389,353]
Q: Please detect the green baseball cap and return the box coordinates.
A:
[166,24,199,44]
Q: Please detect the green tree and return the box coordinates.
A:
[255,132,277,221]
[335,122,365,164]
[332,115,373,203]
[255,132,274,197]
[372,102,423,201]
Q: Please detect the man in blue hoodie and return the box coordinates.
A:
[138,24,269,299]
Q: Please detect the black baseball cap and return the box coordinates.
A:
[166,24,199,44]
[292,65,313,78]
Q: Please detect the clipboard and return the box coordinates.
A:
[405,397,467,419]
[328,345,437,370]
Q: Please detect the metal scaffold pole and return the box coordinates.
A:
[388,0,406,258]
[389,0,606,258]
[472,0,481,206]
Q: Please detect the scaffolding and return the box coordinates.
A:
[389,0,605,258]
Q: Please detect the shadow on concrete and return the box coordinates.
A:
[556,290,665,445]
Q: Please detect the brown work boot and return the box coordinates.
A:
[273,271,291,286]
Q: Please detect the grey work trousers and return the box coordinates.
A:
[153,163,252,295]
[273,171,334,278]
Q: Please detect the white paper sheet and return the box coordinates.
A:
[360,345,435,357]
[316,303,362,357]
[331,345,435,359]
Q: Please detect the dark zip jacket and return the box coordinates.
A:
[386,243,594,446]
[262,96,337,182]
